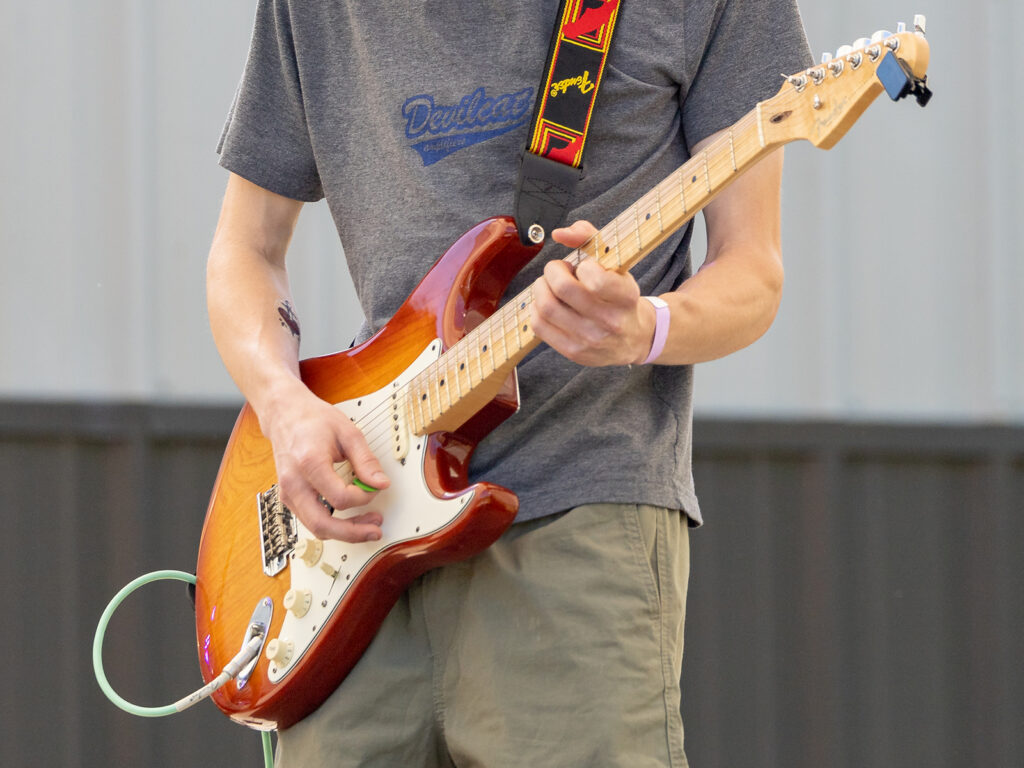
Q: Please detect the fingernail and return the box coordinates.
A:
[367,532,381,542]
[372,471,387,484]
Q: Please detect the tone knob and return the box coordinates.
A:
[265,637,294,667]
[283,588,312,618]
[294,538,323,567]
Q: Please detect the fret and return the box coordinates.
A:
[429,368,442,420]
[655,183,665,234]
[516,294,531,345]
[462,331,478,386]
[482,328,496,376]
[439,359,452,413]
[605,224,621,268]
[461,334,475,391]
[496,307,512,365]
[473,329,487,384]
[406,388,420,436]
[413,375,428,431]
[452,346,464,399]
[667,167,684,217]
[703,150,711,194]
[729,129,737,172]
[734,120,754,168]
[636,197,654,250]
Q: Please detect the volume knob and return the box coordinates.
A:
[283,588,312,618]
[265,637,294,667]
[294,538,323,567]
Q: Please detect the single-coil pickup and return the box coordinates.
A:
[390,384,410,462]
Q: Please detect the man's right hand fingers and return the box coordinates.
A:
[281,479,384,543]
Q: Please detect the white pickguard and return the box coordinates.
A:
[267,339,474,683]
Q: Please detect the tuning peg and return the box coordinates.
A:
[836,44,853,58]
[821,52,833,63]
[852,37,871,50]
[897,21,907,34]
[914,14,927,35]
[871,30,892,43]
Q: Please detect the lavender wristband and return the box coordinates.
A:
[640,296,670,364]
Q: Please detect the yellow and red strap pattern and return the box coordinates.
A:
[527,0,622,169]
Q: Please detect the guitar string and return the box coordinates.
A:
[326,88,805,485]
[331,109,776,479]
[343,52,893,483]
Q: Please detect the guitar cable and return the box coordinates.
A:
[92,569,275,768]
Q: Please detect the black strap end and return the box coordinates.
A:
[514,151,583,246]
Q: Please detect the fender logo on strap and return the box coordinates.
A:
[550,70,596,98]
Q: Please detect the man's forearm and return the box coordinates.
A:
[653,240,783,365]
[206,236,307,423]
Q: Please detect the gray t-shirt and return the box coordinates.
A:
[218,0,812,525]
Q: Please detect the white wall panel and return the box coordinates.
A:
[698,1,1023,420]
[1,1,1020,421]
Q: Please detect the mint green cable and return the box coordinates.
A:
[92,569,197,717]
[262,732,274,767]
[93,569,275,767]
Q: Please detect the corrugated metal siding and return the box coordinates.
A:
[0,403,262,767]
[1,403,1020,767]
[686,422,1024,766]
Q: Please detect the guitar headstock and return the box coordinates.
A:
[761,16,932,149]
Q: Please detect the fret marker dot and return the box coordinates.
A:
[692,176,697,183]
[645,213,651,220]
[421,394,427,400]
[482,345,488,352]
[460,363,465,370]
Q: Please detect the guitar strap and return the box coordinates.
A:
[514,0,623,245]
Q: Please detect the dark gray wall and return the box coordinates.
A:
[1,403,1019,767]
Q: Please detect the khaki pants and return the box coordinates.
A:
[277,503,690,768]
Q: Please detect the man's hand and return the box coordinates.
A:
[530,220,657,367]
[261,379,390,543]
[208,174,391,544]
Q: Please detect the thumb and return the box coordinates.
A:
[338,424,390,491]
[551,220,598,248]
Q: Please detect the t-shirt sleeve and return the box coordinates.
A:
[217,0,324,202]
[681,0,813,149]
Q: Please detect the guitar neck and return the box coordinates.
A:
[406,107,778,436]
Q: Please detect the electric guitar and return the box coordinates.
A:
[195,22,931,730]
